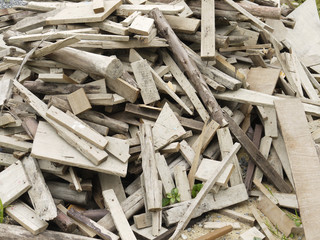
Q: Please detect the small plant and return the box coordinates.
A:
[0,198,4,223]
[265,219,294,240]
[284,209,302,227]
[191,183,203,198]
[162,188,180,207]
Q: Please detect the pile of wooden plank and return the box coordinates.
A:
[0,0,320,239]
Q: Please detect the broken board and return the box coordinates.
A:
[46,0,122,25]
[31,121,127,177]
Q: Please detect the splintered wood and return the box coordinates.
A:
[0,0,317,239]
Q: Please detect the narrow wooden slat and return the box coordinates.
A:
[275,98,320,239]
[201,0,215,60]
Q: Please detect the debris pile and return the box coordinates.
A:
[0,0,319,239]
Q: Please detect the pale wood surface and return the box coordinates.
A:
[6,200,48,235]
[139,124,162,211]
[67,88,92,115]
[155,153,175,195]
[116,4,184,16]
[22,156,57,221]
[47,106,108,150]
[174,165,191,202]
[105,136,130,163]
[152,103,186,150]
[129,15,154,36]
[31,121,127,177]
[46,0,122,25]
[179,140,195,165]
[93,0,105,13]
[131,59,160,105]
[201,0,215,60]
[275,98,320,239]
[103,189,137,240]
[134,212,152,229]
[0,160,31,207]
[195,159,234,187]
[99,173,126,203]
[217,127,242,186]
[165,15,200,34]
[0,134,32,152]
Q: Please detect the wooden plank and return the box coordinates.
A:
[67,88,92,115]
[69,167,82,192]
[219,209,255,226]
[47,106,108,150]
[46,0,122,25]
[250,206,277,240]
[165,15,200,34]
[155,153,175,195]
[121,11,141,27]
[0,134,32,152]
[152,103,186,150]
[6,200,48,235]
[273,192,299,209]
[99,173,126,203]
[33,36,80,58]
[214,88,320,117]
[0,224,98,240]
[160,142,180,154]
[179,140,195,165]
[271,133,294,186]
[98,188,144,231]
[217,127,242,186]
[22,156,57,221]
[275,98,320,239]
[57,204,96,238]
[195,159,234,187]
[201,0,215,60]
[253,136,272,182]
[38,73,76,84]
[169,143,240,240]
[0,160,31,207]
[139,123,162,211]
[134,212,152,229]
[174,165,191,202]
[67,208,119,240]
[203,222,241,229]
[246,67,280,94]
[93,0,105,13]
[160,50,209,122]
[31,121,127,177]
[0,79,13,106]
[103,189,137,240]
[116,4,184,16]
[131,59,160,105]
[129,15,154,36]
[257,196,295,237]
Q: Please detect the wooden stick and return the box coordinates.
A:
[188,120,207,189]
[67,208,119,240]
[150,8,227,126]
[195,225,233,240]
[169,143,241,240]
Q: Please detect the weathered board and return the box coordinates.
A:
[275,98,320,240]
[31,121,127,177]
